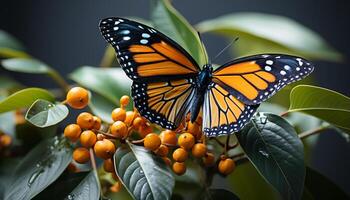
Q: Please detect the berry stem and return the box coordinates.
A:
[279,110,289,117]
[96,129,118,139]
[47,70,70,93]
[299,125,330,139]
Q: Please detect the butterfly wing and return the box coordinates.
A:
[99,17,200,82]
[212,54,314,105]
[203,83,258,136]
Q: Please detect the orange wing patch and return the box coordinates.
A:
[129,41,199,78]
[213,61,276,100]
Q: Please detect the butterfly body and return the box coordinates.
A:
[99,17,314,137]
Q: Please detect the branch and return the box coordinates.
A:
[299,126,330,139]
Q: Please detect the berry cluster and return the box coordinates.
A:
[0,133,12,152]
[63,87,236,193]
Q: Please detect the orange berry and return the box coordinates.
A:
[94,139,116,159]
[159,130,177,146]
[0,135,12,147]
[92,116,102,130]
[66,87,89,109]
[172,148,188,162]
[73,147,90,164]
[203,152,215,166]
[187,121,200,136]
[191,143,207,158]
[64,124,81,142]
[111,108,126,122]
[155,144,169,157]
[162,157,171,166]
[133,117,144,128]
[103,159,115,173]
[76,112,94,129]
[80,130,97,148]
[218,158,236,175]
[143,133,161,151]
[124,111,136,126]
[178,133,195,150]
[110,121,128,139]
[172,162,186,175]
[120,95,130,108]
[138,124,153,138]
[110,182,121,193]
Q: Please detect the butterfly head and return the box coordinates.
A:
[203,64,213,73]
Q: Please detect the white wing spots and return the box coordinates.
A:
[266,60,273,65]
[284,65,291,70]
[280,70,286,76]
[264,66,272,71]
[123,36,131,41]
[262,55,270,58]
[121,30,130,34]
[113,27,119,31]
[118,19,124,22]
[296,67,301,71]
[140,39,148,44]
[296,58,303,66]
[142,33,151,38]
[138,25,144,29]
[114,21,120,25]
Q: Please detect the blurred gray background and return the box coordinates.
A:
[0,0,349,195]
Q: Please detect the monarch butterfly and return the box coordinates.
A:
[99,17,314,137]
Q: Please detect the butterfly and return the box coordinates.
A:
[99,17,314,137]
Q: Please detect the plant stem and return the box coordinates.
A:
[299,126,330,139]
[48,70,70,93]
[279,111,289,117]
[100,46,115,68]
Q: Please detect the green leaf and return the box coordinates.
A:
[0,30,30,58]
[65,171,100,200]
[114,142,175,200]
[204,189,240,200]
[70,66,131,104]
[25,99,69,128]
[33,172,89,200]
[196,12,343,62]
[150,0,207,66]
[289,85,350,133]
[0,88,55,113]
[4,136,72,200]
[237,113,305,200]
[0,75,21,91]
[302,167,349,200]
[89,92,116,123]
[1,58,51,74]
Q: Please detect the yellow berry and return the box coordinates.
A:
[143,133,161,151]
[92,116,102,130]
[94,139,116,159]
[178,133,195,150]
[124,111,136,126]
[103,159,115,173]
[187,121,200,137]
[218,158,236,175]
[80,130,97,148]
[66,87,89,109]
[110,182,121,193]
[191,143,207,158]
[172,148,188,162]
[120,95,130,108]
[73,147,90,164]
[0,135,12,147]
[76,112,94,129]
[133,117,144,129]
[159,130,177,146]
[111,108,126,122]
[203,152,215,166]
[64,124,82,142]
[172,162,186,175]
[110,121,128,139]
[155,144,169,157]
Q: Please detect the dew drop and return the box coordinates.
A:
[28,169,44,187]
[139,169,144,174]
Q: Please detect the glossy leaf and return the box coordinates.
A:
[4,137,72,200]
[1,58,51,74]
[237,113,305,200]
[89,92,116,123]
[302,167,349,200]
[289,85,350,133]
[65,172,100,200]
[196,13,342,61]
[25,99,69,128]
[114,143,175,200]
[70,66,131,104]
[0,88,55,113]
[0,30,29,58]
[150,0,207,66]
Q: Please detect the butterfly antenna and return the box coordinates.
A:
[197,31,210,64]
[212,37,239,63]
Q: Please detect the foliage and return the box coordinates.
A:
[0,0,348,200]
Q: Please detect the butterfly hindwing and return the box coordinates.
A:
[203,83,259,136]
[212,54,314,105]
[99,17,200,81]
[132,78,196,129]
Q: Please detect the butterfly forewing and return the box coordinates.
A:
[99,17,200,82]
[212,54,314,105]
